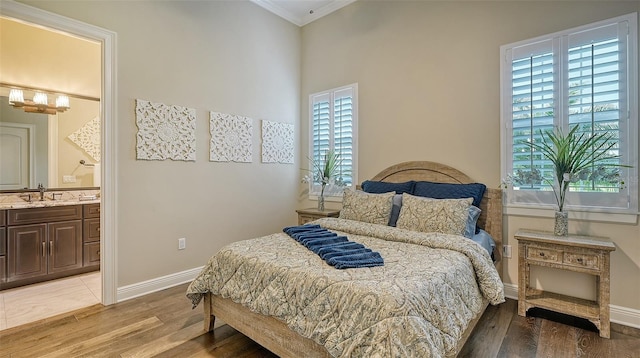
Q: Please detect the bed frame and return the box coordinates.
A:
[203,161,503,357]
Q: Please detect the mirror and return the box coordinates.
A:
[0,86,101,191]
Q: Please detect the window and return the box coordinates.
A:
[501,14,638,218]
[308,83,358,197]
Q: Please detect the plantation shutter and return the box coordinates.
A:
[566,23,625,192]
[509,39,555,189]
[333,87,353,186]
[309,84,358,197]
[501,14,635,213]
[312,93,331,168]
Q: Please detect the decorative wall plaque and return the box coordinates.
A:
[210,111,253,162]
[135,99,196,161]
[68,116,101,162]
[261,120,294,164]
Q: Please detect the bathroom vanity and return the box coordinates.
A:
[0,199,100,290]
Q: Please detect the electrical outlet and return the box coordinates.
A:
[178,238,186,250]
[503,245,512,258]
[63,175,76,183]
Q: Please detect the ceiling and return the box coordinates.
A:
[250,0,356,26]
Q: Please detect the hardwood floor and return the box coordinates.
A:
[0,283,638,357]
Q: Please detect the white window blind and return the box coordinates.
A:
[501,13,638,216]
[309,84,358,197]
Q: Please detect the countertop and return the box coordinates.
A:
[0,190,100,210]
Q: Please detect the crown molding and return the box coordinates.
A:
[250,0,356,27]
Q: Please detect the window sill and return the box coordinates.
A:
[504,205,639,224]
[309,195,342,203]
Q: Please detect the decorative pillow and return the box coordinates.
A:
[463,205,482,239]
[412,181,486,208]
[361,180,415,194]
[339,190,395,226]
[396,193,472,236]
[388,194,403,227]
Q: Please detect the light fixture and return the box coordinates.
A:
[8,88,70,115]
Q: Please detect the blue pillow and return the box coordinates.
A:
[412,181,486,208]
[470,229,496,259]
[361,180,415,194]
[463,205,482,239]
[388,194,403,227]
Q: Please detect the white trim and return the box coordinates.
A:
[503,282,640,329]
[117,266,203,302]
[249,0,355,27]
[47,115,58,188]
[503,282,519,300]
[1,0,118,305]
[503,205,639,224]
[611,304,640,329]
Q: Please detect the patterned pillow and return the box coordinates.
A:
[396,193,472,236]
[339,190,395,225]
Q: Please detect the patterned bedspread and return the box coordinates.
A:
[186,218,505,357]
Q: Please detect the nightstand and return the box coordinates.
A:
[295,208,340,225]
[515,229,616,338]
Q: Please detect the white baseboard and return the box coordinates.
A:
[611,304,640,329]
[117,266,204,302]
[504,282,518,300]
[501,282,640,329]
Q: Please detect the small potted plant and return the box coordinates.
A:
[303,149,343,211]
[526,125,630,235]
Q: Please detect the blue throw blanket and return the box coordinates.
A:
[283,224,384,269]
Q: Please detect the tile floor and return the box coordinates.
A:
[0,271,101,330]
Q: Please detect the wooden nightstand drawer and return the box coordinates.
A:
[298,215,319,225]
[526,246,561,263]
[295,208,340,226]
[563,252,599,270]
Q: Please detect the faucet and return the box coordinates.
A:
[38,183,46,201]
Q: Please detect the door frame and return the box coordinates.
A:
[1,1,118,304]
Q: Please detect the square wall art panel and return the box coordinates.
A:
[68,116,101,162]
[135,99,196,161]
[210,111,253,162]
[261,120,294,164]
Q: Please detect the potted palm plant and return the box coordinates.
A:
[305,149,343,211]
[526,125,630,235]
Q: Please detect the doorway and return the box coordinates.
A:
[0,1,117,313]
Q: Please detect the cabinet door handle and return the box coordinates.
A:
[50,241,54,256]
[577,258,583,263]
[539,252,545,257]
[42,241,46,256]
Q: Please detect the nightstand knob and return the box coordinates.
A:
[577,258,583,262]
[539,252,545,257]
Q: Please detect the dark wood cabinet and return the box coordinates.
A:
[1,204,99,290]
[1,210,7,284]
[48,221,83,274]
[82,204,100,268]
[7,224,47,282]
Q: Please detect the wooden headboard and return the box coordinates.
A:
[368,161,503,277]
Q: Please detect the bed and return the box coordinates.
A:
[187,161,504,357]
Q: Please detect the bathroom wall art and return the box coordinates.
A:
[210,111,253,162]
[68,116,101,162]
[261,120,294,164]
[135,99,196,161]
